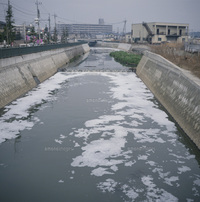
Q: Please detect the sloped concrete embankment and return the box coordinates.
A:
[137,51,200,149]
[96,42,133,51]
[95,42,151,53]
[0,44,90,108]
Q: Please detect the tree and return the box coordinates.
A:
[0,32,4,43]
[61,27,68,43]
[30,26,36,43]
[53,27,57,42]
[4,0,15,45]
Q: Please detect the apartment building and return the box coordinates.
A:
[57,23,112,37]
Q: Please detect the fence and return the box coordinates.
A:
[0,42,87,59]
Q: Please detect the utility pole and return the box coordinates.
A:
[5,2,8,46]
[23,22,27,46]
[53,13,57,42]
[48,13,51,43]
[35,0,42,44]
[54,13,57,30]
[123,20,127,36]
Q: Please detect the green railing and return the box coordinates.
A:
[0,42,87,59]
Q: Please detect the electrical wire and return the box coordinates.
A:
[12,5,36,16]
[11,1,36,14]
[1,0,124,31]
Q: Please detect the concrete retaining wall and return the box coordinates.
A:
[96,42,132,51]
[95,42,150,53]
[137,51,200,149]
[0,44,90,108]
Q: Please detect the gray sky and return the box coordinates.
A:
[0,0,200,32]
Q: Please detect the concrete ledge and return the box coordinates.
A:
[137,51,200,149]
[0,44,90,108]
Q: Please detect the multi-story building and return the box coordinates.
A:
[132,22,189,44]
[57,20,112,37]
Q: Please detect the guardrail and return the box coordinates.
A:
[0,42,87,59]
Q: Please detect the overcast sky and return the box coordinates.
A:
[0,0,200,32]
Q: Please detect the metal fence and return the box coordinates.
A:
[0,42,87,59]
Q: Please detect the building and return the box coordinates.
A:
[125,33,132,43]
[131,22,189,44]
[57,19,112,38]
[99,18,105,25]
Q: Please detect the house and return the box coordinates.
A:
[125,33,132,43]
[131,22,189,44]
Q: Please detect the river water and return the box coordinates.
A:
[0,48,200,201]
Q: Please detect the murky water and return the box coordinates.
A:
[0,48,200,201]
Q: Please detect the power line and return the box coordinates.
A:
[41,3,50,14]
[0,3,7,6]
[11,2,36,15]
[56,16,79,23]
[12,5,36,16]
[105,20,125,25]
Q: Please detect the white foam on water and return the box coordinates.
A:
[0,72,86,143]
[1,70,199,200]
[71,125,128,170]
[69,72,182,200]
[55,139,62,144]
[164,176,179,186]
[85,115,124,128]
[141,175,178,201]
[74,142,80,147]
[177,166,191,174]
[60,134,67,139]
[193,178,200,186]
[121,184,139,200]
[97,178,118,193]
[91,167,114,177]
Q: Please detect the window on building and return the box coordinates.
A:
[168,29,170,35]
[157,29,159,34]
[158,38,162,41]
[179,29,182,36]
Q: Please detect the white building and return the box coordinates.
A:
[57,19,112,38]
[132,22,189,44]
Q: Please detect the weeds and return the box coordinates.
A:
[150,43,200,78]
[110,51,142,67]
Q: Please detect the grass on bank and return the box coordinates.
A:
[110,51,142,67]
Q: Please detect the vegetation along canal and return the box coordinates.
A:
[0,48,200,201]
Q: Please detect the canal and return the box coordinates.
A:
[0,48,200,201]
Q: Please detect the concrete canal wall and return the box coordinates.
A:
[96,42,151,53]
[0,44,90,108]
[137,51,200,149]
[96,42,133,51]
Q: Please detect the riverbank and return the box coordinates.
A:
[0,44,90,108]
[137,50,200,149]
[150,43,200,78]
